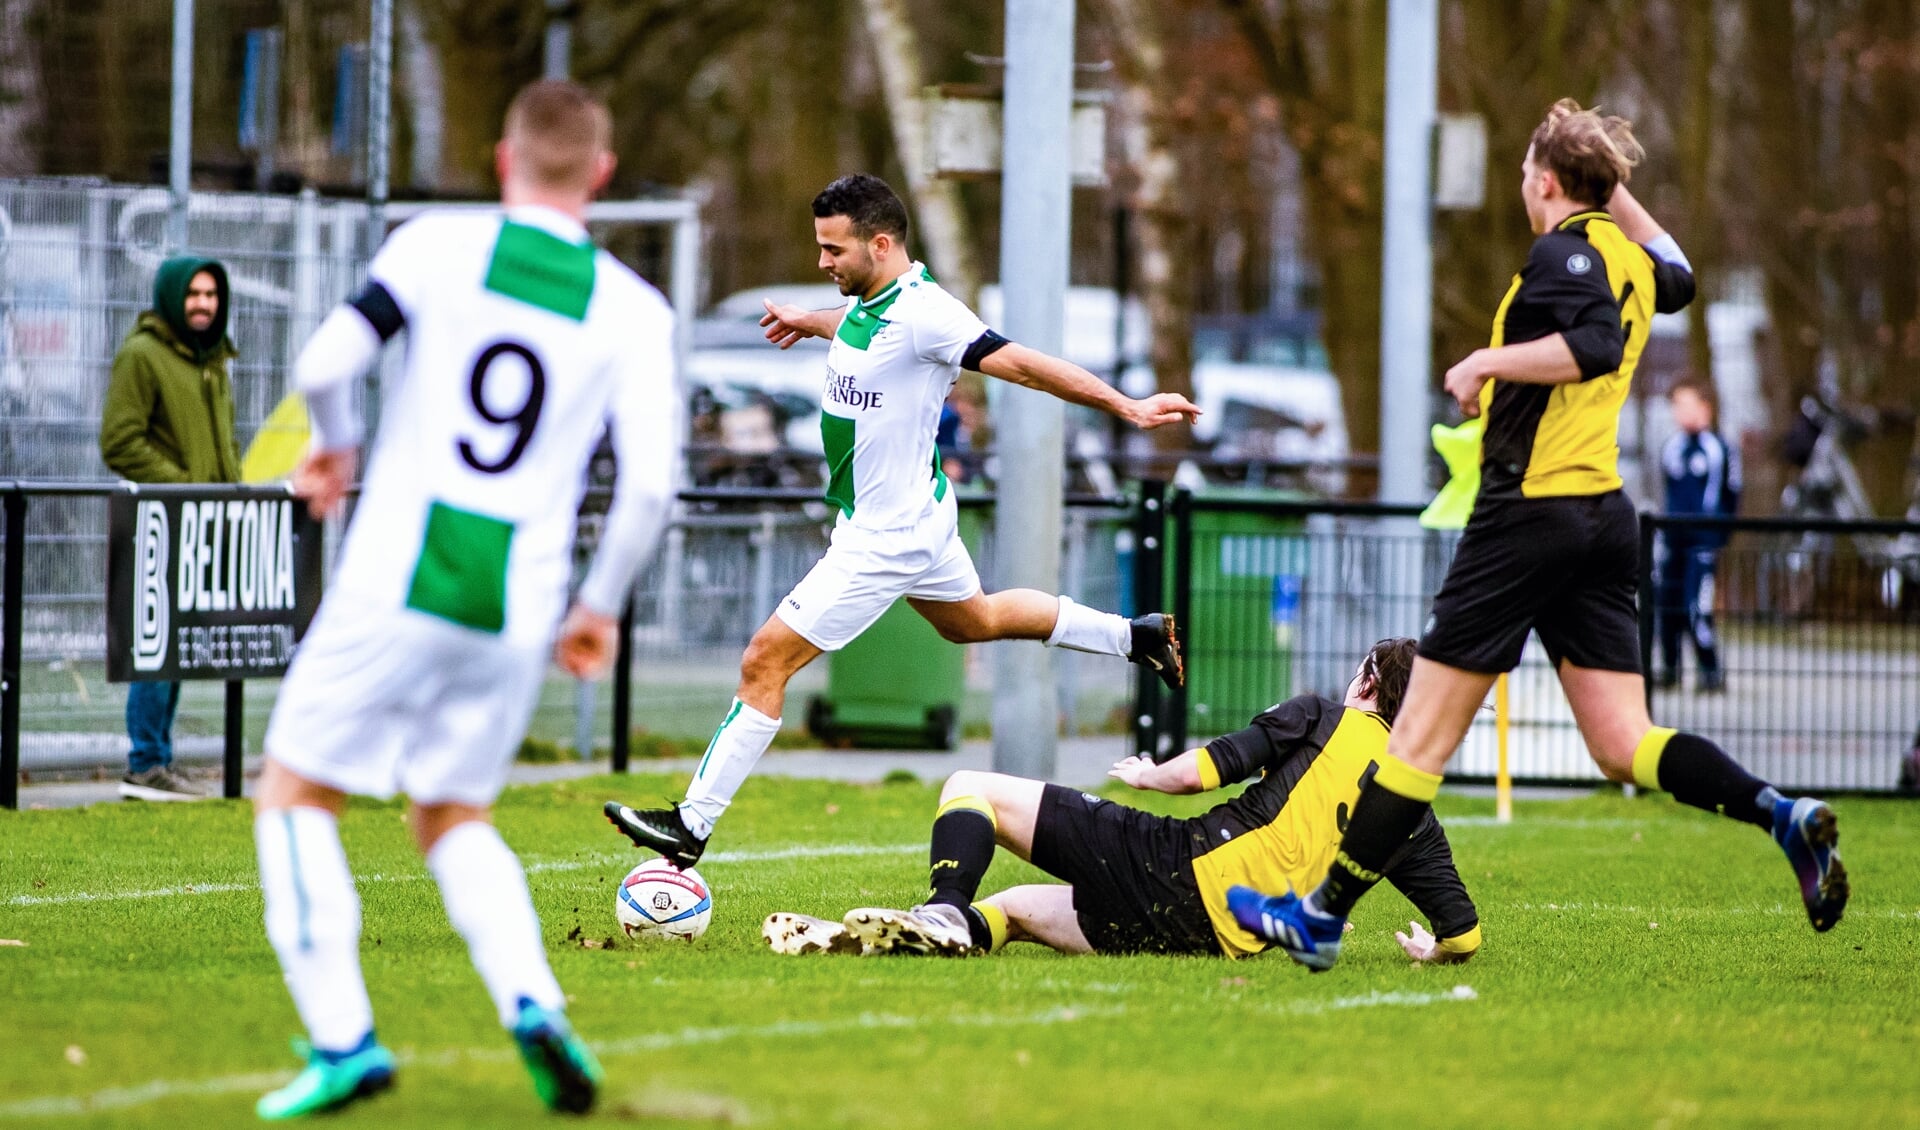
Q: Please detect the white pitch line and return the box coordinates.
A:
[0,989,1473,1119]
[4,843,922,908]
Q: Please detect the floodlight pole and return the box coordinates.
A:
[1378,0,1438,504]
[166,0,194,252]
[991,0,1075,779]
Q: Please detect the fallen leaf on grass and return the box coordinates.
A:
[64,1046,86,1066]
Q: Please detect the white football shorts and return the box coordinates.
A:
[265,602,548,806]
[776,492,981,651]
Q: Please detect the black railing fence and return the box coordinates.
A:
[1131,489,1920,793]
[6,481,1919,806]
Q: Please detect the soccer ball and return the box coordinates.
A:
[615,859,713,942]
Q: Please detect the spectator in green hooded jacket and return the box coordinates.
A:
[99,256,240,800]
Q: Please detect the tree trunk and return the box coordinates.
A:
[1679,0,1717,393]
[1100,0,1198,457]
[857,0,983,309]
[0,0,43,175]
[1856,0,1919,513]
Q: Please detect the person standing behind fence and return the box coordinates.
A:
[1656,381,1739,693]
[98,256,240,801]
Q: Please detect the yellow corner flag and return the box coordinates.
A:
[241,392,311,483]
[1418,416,1483,530]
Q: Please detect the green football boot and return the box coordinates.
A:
[256,1034,395,1120]
[510,998,602,1114]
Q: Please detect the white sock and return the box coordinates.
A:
[679,698,781,839]
[255,807,375,1052]
[1044,595,1132,657]
[428,821,566,1028]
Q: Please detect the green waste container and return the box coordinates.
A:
[806,505,981,750]
[1175,492,1308,736]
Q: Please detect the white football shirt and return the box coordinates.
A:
[307,205,678,650]
[819,262,988,531]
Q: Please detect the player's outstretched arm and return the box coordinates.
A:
[759,300,845,350]
[1109,750,1209,794]
[977,344,1200,430]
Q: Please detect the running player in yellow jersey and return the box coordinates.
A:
[763,639,1479,964]
[1233,100,1847,972]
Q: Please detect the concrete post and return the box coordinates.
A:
[1378,0,1439,504]
[990,0,1075,778]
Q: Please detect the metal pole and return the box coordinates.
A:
[544,0,573,79]
[990,0,1075,779]
[1378,0,1439,504]
[167,0,195,252]
[367,0,393,254]
[223,680,244,799]
[612,596,634,773]
[1129,481,1165,761]
[2,492,23,809]
[1168,486,1193,756]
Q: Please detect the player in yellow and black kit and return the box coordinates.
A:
[1233,100,1849,973]
[761,638,1480,963]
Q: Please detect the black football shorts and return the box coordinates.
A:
[1418,489,1642,675]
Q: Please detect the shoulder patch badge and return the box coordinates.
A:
[1566,252,1593,275]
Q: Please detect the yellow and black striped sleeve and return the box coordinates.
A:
[1515,231,1624,381]
[1201,695,1330,788]
[1382,811,1481,957]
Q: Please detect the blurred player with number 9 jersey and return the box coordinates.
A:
[248,80,677,1121]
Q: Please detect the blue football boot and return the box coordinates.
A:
[1227,885,1345,971]
[1771,795,1848,932]
[256,1033,395,1120]
[511,998,602,1115]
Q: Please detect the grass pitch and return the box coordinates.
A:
[3,775,1918,1129]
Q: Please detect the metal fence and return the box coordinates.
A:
[0,482,1135,799]
[1133,490,1920,792]
[0,178,699,482]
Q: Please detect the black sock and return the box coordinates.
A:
[962,905,995,949]
[1653,731,1774,829]
[927,801,996,908]
[1312,768,1436,919]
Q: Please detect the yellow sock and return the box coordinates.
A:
[1632,727,1676,791]
[972,902,1009,953]
[936,794,997,828]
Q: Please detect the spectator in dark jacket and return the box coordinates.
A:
[99,256,240,799]
[1656,381,1739,693]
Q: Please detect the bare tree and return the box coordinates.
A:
[0,0,44,175]
[1096,0,1201,456]
[857,0,983,308]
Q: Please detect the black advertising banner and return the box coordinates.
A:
[106,488,324,682]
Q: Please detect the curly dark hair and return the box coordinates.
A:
[1360,638,1418,725]
[812,174,910,243]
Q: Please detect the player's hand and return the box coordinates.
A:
[1444,352,1491,418]
[291,447,357,520]
[1394,920,1468,964]
[1108,755,1158,790]
[1125,393,1203,430]
[554,604,619,680]
[761,300,825,350]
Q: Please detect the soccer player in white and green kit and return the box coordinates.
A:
[606,174,1200,866]
[249,83,677,1119]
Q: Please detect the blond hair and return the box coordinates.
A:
[1529,98,1643,208]
[502,80,612,190]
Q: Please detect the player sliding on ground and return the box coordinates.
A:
[249,82,678,1118]
[1231,100,1849,973]
[763,639,1480,962]
[605,173,1201,867]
